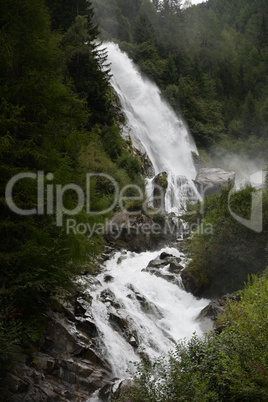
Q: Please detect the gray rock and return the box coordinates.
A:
[147,258,169,269]
[168,259,184,274]
[105,212,156,252]
[100,289,123,309]
[152,172,168,209]
[197,300,225,322]
[195,167,235,196]
[197,292,240,333]
[8,292,113,402]
[112,378,135,399]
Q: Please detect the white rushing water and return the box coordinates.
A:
[86,248,208,380]
[86,43,209,401]
[104,42,200,213]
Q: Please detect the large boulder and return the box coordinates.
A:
[104,212,156,252]
[197,292,240,333]
[142,253,184,286]
[195,168,235,196]
[180,267,206,297]
[104,212,181,252]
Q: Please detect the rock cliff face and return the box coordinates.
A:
[8,290,113,401]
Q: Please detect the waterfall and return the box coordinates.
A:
[85,247,209,401]
[85,43,209,401]
[104,41,200,213]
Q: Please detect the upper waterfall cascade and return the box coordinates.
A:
[104,42,200,213]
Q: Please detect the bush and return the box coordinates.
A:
[184,185,268,297]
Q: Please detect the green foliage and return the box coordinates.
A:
[184,185,268,297]
[45,0,92,31]
[0,0,145,387]
[61,14,112,125]
[120,275,268,401]
[0,298,21,382]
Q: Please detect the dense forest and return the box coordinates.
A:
[0,0,143,393]
[93,0,268,154]
[0,0,267,400]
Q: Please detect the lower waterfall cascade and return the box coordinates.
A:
[86,247,209,401]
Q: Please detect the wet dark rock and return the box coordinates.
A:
[99,382,114,401]
[142,253,183,285]
[152,172,168,208]
[108,308,140,350]
[198,292,240,333]
[181,268,205,297]
[75,297,90,316]
[128,335,138,348]
[112,378,135,399]
[109,311,128,332]
[142,265,180,285]
[147,258,169,269]
[168,258,184,274]
[198,300,225,322]
[117,255,127,264]
[100,289,123,309]
[8,292,113,402]
[160,251,173,259]
[76,317,98,338]
[105,212,157,252]
[104,274,114,283]
[127,284,163,318]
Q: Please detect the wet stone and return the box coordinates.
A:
[104,275,114,283]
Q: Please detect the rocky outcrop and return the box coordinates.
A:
[104,212,182,252]
[8,293,113,401]
[104,212,156,252]
[121,125,155,177]
[197,293,240,333]
[180,268,205,297]
[195,167,235,196]
[98,378,135,401]
[141,252,184,286]
[152,172,168,209]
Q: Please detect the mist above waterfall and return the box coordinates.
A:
[207,148,267,185]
